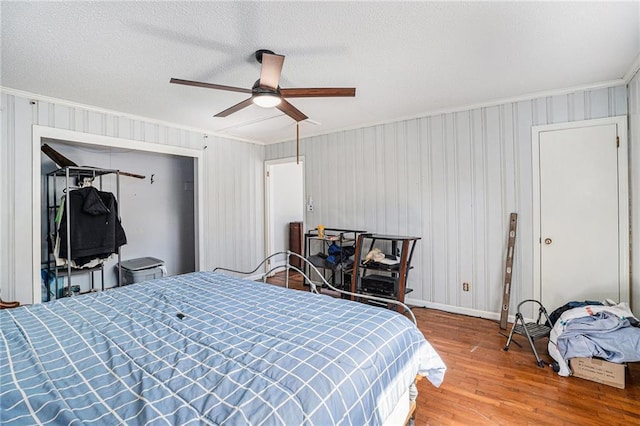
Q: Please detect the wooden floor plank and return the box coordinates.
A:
[266,272,640,424]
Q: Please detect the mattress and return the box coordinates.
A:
[1,271,445,425]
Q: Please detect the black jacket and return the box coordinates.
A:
[58,187,127,264]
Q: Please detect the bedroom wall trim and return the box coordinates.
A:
[2,74,631,148]
[623,53,640,83]
[31,125,205,304]
[269,79,630,145]
[629,72,640,314]
[270,54,639,145]
[1,86,258,145]
[405,297,520,323]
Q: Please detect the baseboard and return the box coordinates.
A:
[405,297,518,325]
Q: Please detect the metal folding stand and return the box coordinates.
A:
[503,299,553,367]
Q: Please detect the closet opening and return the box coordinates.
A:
[32,126,204,303]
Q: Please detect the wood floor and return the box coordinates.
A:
[267,272,640,425]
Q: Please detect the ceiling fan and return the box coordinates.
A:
[170,49,356,122]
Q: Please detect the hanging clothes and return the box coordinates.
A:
[58,187,127,265]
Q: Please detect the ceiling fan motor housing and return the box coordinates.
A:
[255,49,275,64]
[252,79,280,95]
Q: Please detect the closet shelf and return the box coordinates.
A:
[49,166,119,179]
[52,265,104,278]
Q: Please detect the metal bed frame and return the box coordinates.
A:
[214,251,422,424]
[213,250,417,325]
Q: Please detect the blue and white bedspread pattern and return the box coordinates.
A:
[1,272,445,425]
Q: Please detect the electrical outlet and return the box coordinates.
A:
[462,282,470,292]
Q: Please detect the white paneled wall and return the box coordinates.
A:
[629,73,640,313]
[2,83,634,314]
[202,136,265,273]
[266,86,628,317]
[1,91,265,304]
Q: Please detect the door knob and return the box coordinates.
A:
[544,238,553,245]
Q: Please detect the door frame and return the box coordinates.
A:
[531,116,629,305]
[264,156,305,273]
[264,155,307,270]
[31,125,204,304]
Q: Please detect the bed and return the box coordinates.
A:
[1,253,445,425]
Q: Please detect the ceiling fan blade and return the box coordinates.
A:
[276,99,308,122]
[214,97,254,117]
[170,78,251,94]
[280,87,356,98]
[259,53,285,90]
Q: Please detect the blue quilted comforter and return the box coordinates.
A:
[1,272,445,425]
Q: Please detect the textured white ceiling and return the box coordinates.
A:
[2,1,639,144]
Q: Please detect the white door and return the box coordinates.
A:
[265,158,304,272]
[536,119,628,312]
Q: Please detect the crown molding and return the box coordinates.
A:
[623,53,640,83]
[271,78,627,145]
[0,86,264,146]
[4,66,634,147]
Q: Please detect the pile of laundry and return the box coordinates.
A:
[547,301,640,376]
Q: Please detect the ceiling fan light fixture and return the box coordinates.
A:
[252,93,281,108]
[171,49,355,120]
